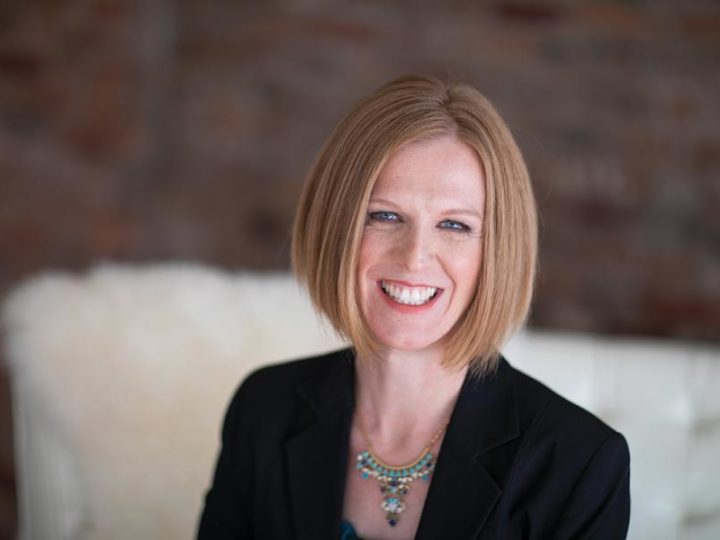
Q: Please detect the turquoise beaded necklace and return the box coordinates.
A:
[355,420,448,528]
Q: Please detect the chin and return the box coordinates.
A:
[368,327,448,356]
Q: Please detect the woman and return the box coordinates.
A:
[198,75,630,539]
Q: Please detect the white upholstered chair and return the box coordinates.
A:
[2,264,719,539]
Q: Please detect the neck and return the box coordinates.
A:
[354,346,467,448]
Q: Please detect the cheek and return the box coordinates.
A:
[450,245,483,293]
[357,231,388,273]
[356,234,381,298]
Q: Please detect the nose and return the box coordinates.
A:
[398,223,433,272]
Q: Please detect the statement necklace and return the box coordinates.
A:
[355,419,448,528]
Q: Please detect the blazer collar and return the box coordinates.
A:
[285,349,355,540]
[284,349,520,540]
[416,358,520,539]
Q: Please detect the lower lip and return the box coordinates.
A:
[377,282,442,313]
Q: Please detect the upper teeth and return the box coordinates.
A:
[380,281,438,306]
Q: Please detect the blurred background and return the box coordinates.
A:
[0,0,718,536]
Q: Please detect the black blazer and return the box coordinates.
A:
[197,349,630,539]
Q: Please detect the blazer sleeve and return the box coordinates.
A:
[197,380,254,539]
[553,431,631,539]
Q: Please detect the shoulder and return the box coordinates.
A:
[506,358,630,498]
[491,359,630,536]
[223,347,354,430]
[504,359,628,459]
[238,347,353,398]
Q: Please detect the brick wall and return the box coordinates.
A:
[0,0,718,535]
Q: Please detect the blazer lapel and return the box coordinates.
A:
[416,359,520,540]
[285,350,355,540]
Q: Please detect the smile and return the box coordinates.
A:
[380,281,440,306]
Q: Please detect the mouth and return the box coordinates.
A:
[379,280,441,307]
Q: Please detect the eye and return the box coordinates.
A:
[438,219,471,232]
[367,211,401,223]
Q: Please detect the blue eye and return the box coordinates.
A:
[439,220,471,232]
[368,211,400,222]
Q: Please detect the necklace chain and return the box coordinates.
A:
[359,417,448,448]
[355,417,449,528]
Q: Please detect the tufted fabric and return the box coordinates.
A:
[2,264,719,539]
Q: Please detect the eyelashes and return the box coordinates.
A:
[366,211,474,234]
[438,220,471,233]
[368,211,400,223]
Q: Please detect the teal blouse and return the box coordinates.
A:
[340,520,362,540]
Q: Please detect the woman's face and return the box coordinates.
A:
[356,135,485,355]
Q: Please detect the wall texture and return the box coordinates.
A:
[0,0,718,535]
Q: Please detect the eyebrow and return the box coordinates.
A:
[441,208,483,219]
[368,198,482,220]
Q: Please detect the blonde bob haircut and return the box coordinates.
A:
[292,74,537,376]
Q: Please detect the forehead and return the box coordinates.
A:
[372,135,485,204]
